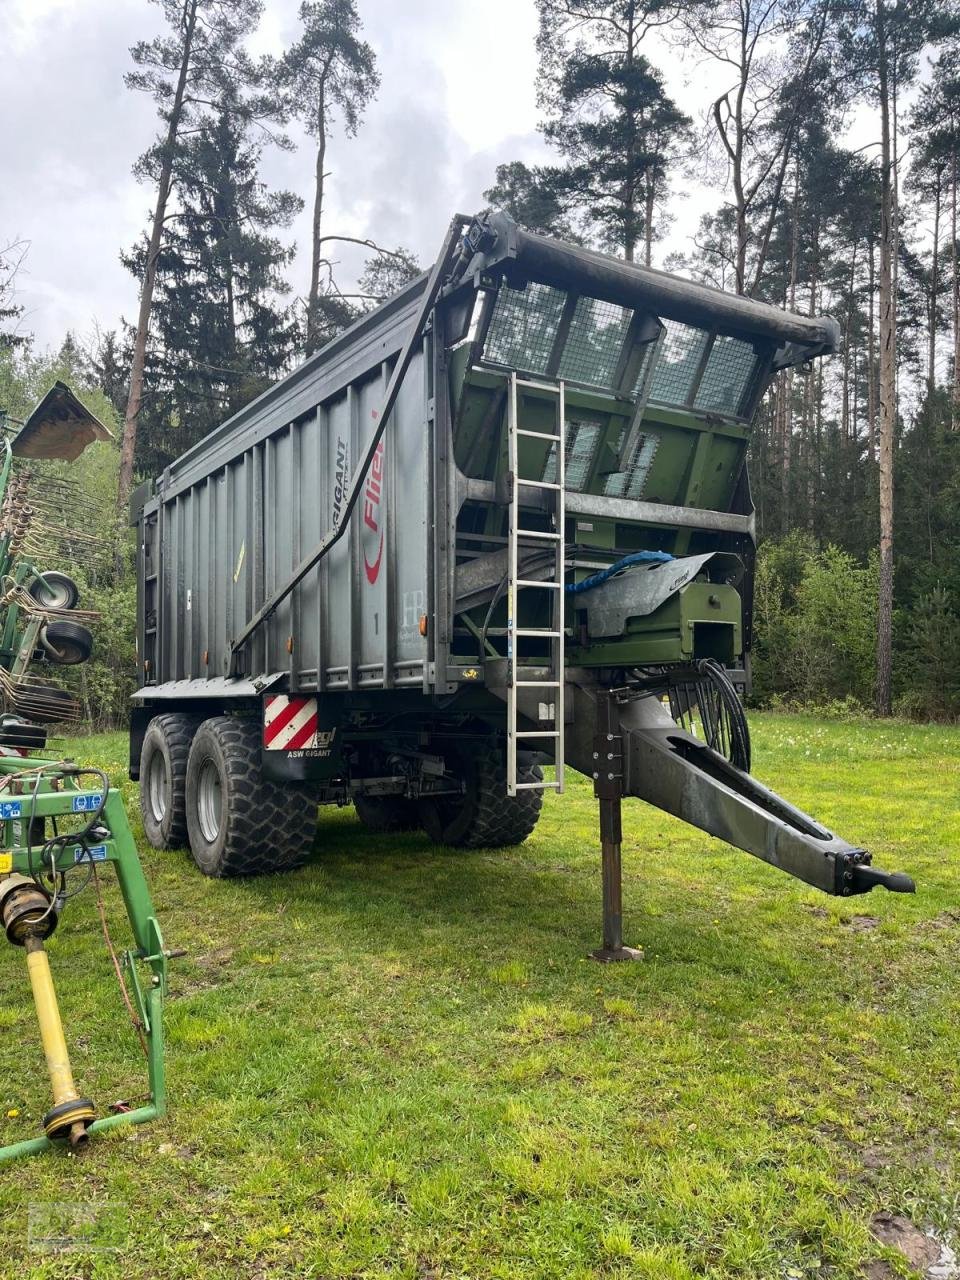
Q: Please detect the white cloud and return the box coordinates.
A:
[1,0,911,351]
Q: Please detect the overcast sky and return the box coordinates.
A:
[3,0,884,352]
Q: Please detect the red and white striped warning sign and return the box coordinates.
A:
[263,695,319,751]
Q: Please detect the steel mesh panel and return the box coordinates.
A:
[694,334,758,415]
[542,419,602,492]
[483,282,566,374]
[558,297,632,387]
[648,320,709,406]
[604,431,660,499]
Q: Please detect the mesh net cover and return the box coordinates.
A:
[694,334,758,415]
[558,297,632,388]
[647,320,710,406]
[541,419,602,492]
[484,282,566,374]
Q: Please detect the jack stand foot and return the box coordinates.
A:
[589,944,644,963]
[591,693,642,961]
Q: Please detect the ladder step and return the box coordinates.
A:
[515,378,562,393]
[507,372,566,798]
[517,428,562,442]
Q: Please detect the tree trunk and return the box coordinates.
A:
[781,161,800,528]
[841,248,856,443]
[644,178,654,267]
[623,11,638,263]
[875,0,895,717]
[929,173,941,398]
[953,143,959,426]
[804,230,820,528]
[867,231,877,463]
[117,0,199,512]
[306,78,328,353]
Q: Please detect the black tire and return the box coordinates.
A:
[139,714,200,850]
[185,716,317,877]
[419,741,543,849]
[354,794,420,833]
[28,571,79,611]
[39,620,94,666]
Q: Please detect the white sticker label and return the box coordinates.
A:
[73,844,107,863]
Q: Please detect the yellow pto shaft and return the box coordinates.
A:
[23,935,95,1143]
[1,875,95,1145]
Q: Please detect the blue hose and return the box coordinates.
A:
[565,550,673,595]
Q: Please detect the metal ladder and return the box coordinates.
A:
[506,371,566,798]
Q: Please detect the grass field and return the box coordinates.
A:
[0,712,957,1279]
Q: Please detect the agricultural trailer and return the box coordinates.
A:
[129,213,914,958]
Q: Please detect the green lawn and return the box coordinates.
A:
[0,713,957,1279]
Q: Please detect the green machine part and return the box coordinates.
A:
[0,760,167,1162]
[445,338,755,673]
[567,579,743,667]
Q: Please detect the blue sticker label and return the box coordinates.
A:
[71,793,103,813]
[0,800,22,819]
[73,844,107,864]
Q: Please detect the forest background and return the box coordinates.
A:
[2,0,959,727]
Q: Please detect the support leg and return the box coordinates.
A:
[589,692,642,963]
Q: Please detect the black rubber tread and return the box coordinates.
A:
[419,741,543,849]
[139,713,201,850]
[28,571,79,611]
[354,794,421,833]
[39,620,94,665]
[185,716,317,877]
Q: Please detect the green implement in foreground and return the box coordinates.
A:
[0,758,167,1162]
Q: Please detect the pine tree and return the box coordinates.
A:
[835,0,959,715]
[89,330,130,419]
[483,161,580,241]
[281,1,379,353]
[536,1,690,263]
[125,95,301,475]
[680,0,834,296]
[119,0,275,509]
[356,249,421,304]
[910,46,960,414]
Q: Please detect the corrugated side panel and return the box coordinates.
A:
[157,349,429,691]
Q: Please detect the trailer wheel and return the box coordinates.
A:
[39,620,94,665]
[185,716,316,877]
[139,713,200,850]
[28,571,79,611]
[354,794,420,833]
[419,742,543,849]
